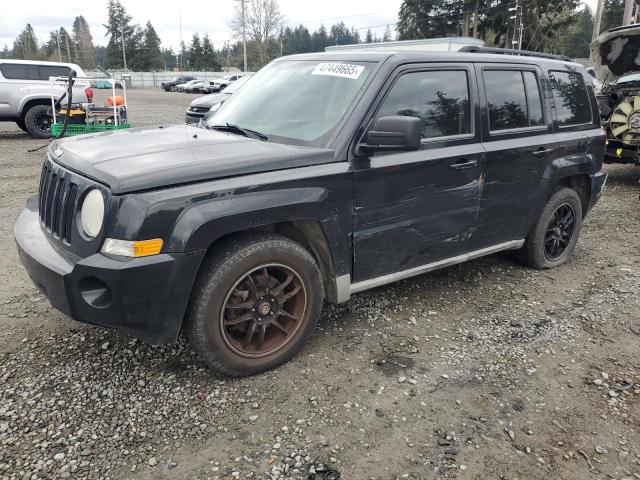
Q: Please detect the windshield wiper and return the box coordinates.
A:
[209,122,268,141]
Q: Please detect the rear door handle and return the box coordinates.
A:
[449,159,478,171]
[533,148,555,157]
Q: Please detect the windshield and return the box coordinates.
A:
[224,74,252,94]
[207,60,373,147]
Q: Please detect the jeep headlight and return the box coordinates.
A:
[209,103,222,113]
[80,189,104,238]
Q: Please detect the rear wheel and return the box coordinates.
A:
[519,187,583,269]
[24,104,52,139]
[185,233,323,376]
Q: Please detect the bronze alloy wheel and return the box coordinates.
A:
[220,263,307,358]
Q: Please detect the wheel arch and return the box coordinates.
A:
[19,97,52,119]
[168,191,352,305]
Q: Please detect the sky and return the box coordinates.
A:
[0,0,600,52]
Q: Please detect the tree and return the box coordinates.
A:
[189,33,203,70]
[12,24,40,60]
[231,0,284,68]
[0,45,10,58]
[72,16,95,69]
[382,25,393,42]
[601,0,625,31]
[365,29,374,43]
[556,7,594,58]
[161,48,177,70]
[139,21,163,70]
[104,0,137,69]
[201,35,220,70]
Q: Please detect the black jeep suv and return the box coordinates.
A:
[15,49,607,376]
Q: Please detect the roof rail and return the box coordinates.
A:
[458,46,571,62]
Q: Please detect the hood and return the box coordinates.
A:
[592,24,640,82]
[51,125,336,194]
[190,92,230,108]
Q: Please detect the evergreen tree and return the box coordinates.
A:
[556,7,593,58]
[601,0,625,32]
[12,24,40,60]
[140,21,163,70]
[311,25,328,51]
[365,29,374,43]
[201,35,220,70]
[189,33,203,70]
[161,48,177,70]
[72,16,95,69]
[0,45,10,58]
[103,0,136,68]
[382,25,393,42]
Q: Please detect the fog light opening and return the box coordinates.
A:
[79,277,113,309]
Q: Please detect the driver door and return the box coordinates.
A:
[352,64,486,282]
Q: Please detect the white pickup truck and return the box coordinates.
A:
[0,59,92,138]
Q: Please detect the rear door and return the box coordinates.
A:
[474,63,559,246]
[352,63,485,282]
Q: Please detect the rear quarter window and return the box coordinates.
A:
[549,70,592,127]
[38,65,71,80]
[0,63,39,80]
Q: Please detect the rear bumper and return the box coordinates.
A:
[587,171,608,214]
[14,196,205,345]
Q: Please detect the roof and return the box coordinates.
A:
[0,59,83,68]
[278,49,580,68]
[325,37,484,52]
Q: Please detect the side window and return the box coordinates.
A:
[483,69,545,131]
[0,63,39,80]
[549,71,592,126]
[377,70,472,140]
[38,66,71,81]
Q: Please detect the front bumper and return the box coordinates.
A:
[14,196,205,345]
[587,171,608,214]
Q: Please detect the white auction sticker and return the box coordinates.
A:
[312,63,365,80]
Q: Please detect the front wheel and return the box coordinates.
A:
[185,233,324,376]
[519,187,583,269]
[24,105,53,139]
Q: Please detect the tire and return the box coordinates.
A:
[24,104,53,139]
[16,119,28,132]
[519,187,583,270]
[169,85,176,92]
[185,233,324,377]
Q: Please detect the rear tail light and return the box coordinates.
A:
[85,87,94,103]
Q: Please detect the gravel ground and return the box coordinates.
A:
[0,89,639,480]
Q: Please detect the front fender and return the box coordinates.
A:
[165,186,350,278]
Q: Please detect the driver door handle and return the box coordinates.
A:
[449,159,478,171]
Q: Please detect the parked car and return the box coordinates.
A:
[593,24,640,165]
[183,80,210,93]
[162,75,195,92]
[176,79,202,92]
[185,74,253,124]
[15,48,606,377]
[210,73,245,92]
[0,59,92,138]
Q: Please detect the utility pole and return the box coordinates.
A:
[225,40,230,71]
[509,0,524,50]
[120,29,127,70]
[593,0,605,40]
[240,0,248,72]
[64,32,71,62]
[56,33,62,62]
[623,0,636,26]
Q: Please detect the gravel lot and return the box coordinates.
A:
[1,89,639,480]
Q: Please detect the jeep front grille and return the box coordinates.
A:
[39,163,78,243]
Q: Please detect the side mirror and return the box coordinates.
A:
[361,115,421,153]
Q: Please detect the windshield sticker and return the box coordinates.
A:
[312,63,365,80]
